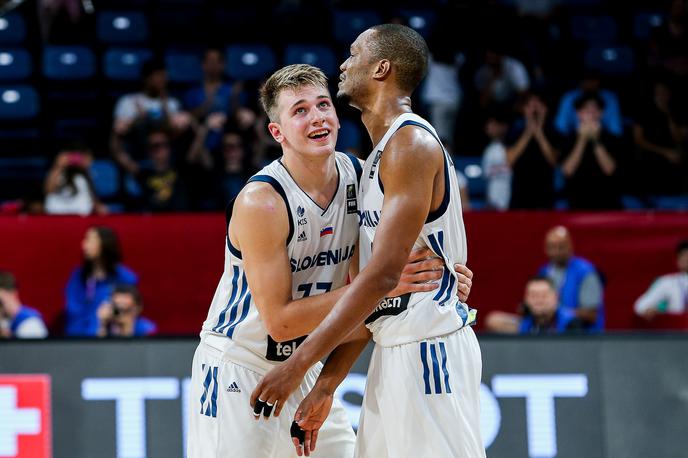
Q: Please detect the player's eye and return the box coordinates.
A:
[295,107,306,115]
[318,101,330,109]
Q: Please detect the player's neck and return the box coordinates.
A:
[281,151,338,207]
[361,94,413,147]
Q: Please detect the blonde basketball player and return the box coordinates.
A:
[251,25,485,458]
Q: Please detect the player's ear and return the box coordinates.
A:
[373,59,391,81]
[268,122,284,143]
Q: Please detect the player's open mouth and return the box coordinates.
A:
[307,129,330,141]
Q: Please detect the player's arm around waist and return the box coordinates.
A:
[231,183,350,342]
[289,127,443,371]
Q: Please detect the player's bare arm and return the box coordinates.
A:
[250,124,446,415]
[233,181,447,342]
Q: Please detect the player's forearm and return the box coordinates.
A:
[265,284,350,342]
[290,267,398,372]
[314,328,370,394]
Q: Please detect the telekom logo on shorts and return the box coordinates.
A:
[0,375,52,458]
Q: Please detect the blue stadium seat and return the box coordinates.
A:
[165,50,202,83]
[284,45,338,77]
[226,45,276,80]
[397,10,437,38]
[0,85,39,119]
[336,119,362,152]
[0,14,26,44]
[43,46,96,80]
[97,11,148,44]
[103,48,152,81]
[571,15,618,44]
[454,157,486,198]
[634,12,666,40]
[0,48,31,80]
[90,159,120,199]
[332,10,381,44]
[651,195,688,210]
[585,46,635,76]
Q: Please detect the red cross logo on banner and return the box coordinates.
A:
[0,375,52,458]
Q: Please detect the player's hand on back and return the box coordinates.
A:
[386,248,474,303]
[291,385,334,456]
[387,247,443,297]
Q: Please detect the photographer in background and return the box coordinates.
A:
[44,144,107,215]
[0,271,48,339]
[96,284,157,337]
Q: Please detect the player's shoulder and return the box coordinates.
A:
[385,121,443,168]
[234,181,287,216]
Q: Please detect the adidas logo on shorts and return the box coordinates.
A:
[226,382,241,393]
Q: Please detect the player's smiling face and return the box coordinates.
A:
[268,84,339,158]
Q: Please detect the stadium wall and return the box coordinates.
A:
[1,212,687,333]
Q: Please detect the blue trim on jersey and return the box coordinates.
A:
[227,236,242,259]
[430,343,442,394]
[420,342,431,394]
[226,292,252,338]
[248,175,295,245]
[200,364,212,415]
[395,120,451,223]
[439,274,456,306]
[439,342,452,394]
[428,232,451,303]
[212,266,240,333]
[216,273,248,334]
[346,153,363,182]
[211,366,218,417]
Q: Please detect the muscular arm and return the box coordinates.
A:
[286,126,442,374]
[232,183,352,342]
[233,182,440,342]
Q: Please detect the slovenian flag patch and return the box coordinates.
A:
[320,226,334,237]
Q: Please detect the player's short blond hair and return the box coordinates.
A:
[259,64,329,122]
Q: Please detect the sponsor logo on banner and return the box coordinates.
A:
[0,375,52,458]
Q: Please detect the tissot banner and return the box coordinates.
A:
[0,336,686,458]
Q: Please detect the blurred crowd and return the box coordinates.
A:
[0,0,686,213]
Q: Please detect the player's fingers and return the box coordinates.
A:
[249,386,260,408]
[310,429,319,452]
[262,399,274,418]
[455,271,473,289]
[304,430,312,457]
[253,397,266,419]
[457,283,470,302]
[272,397,283,417]
[454,263,474,280]
[406,270,443,283]
[407,247,434,262]
[407,257,443,274]
[293,437,303,457]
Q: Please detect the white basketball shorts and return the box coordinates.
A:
[187,341,356,458]
[355,326,486,458]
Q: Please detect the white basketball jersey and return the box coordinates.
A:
[200,151,362,371]
[359,113,473,347]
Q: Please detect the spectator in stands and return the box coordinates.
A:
[96,284,157,337]
[634,239,688,320]
[43,145,106,216]
[110,59,190,175]
[553,70,623,137]
[646,0,688,79]
[65,226,138,336]
[485,226,604,333]
[133,128,189,212]
[540,226,604,330]
[216,130,256,204]
[561,92,622,210]
[485,276,583,335]
[185,47,234,121]
[421,51,463,150]
[519,276,584,334]
[481,110,512,210]
[506,92,558,209]
[633,75,687,196]
[474,43,530,108]
[0,271,48,339]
